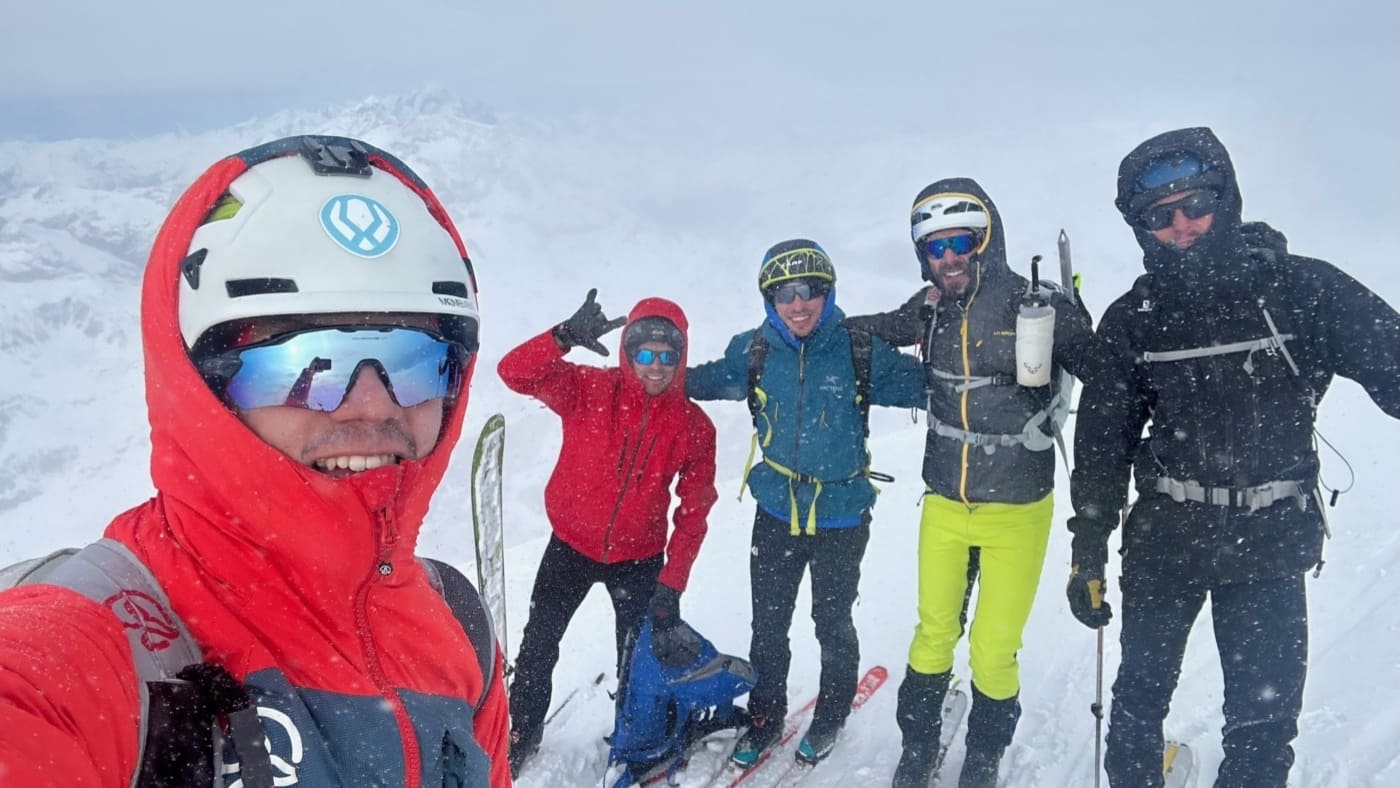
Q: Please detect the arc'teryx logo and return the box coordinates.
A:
[320,194,400,258]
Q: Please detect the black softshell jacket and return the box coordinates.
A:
[1071,128,1400,581]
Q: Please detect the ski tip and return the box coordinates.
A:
[1162,740,1195,787]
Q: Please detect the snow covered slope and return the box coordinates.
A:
[2,92,1398,786]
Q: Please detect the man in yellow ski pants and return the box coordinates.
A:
[848,178,1106,788]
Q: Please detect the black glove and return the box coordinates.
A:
[552,288,626,356]
[648,584,681,632]
[1065,521,1113,629]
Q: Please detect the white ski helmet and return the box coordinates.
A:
[178,137,479,355]
[909,191,992,255]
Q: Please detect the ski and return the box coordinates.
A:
[633,728,741,788]
[927,678,970,785]
[722,665,889,788]
[1162,740,1195,788]
[469,413,508,663]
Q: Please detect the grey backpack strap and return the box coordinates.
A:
[420,557,498,710]
[11,540,283,787]
[25,538,204,682]
[16,539,217,787]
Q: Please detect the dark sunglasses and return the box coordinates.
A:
[767,279,832,304]
[1139,190,1219,231]
[197,326,466,411]
[920,233,980,260]
[632,348,679,366]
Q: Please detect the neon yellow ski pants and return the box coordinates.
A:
[907,492,1053,701]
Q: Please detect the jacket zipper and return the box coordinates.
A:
[792,343,807,473]
[603,404,650,561]
[956,267,982,506]
[354,507,422,788]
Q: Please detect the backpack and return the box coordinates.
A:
[746,322,873,437]
[605,619,756,788]
[738,322,888,535]
[0,539,497,788]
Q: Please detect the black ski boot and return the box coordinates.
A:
[891,666,952,788]
[958,683,1020,788]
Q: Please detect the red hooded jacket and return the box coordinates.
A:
[498,299,717,591]
[0,148,510,786]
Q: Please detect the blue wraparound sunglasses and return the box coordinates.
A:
[632,348,679,366]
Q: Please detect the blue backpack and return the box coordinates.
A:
[606,619,756,787]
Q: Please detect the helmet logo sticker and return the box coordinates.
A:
[320,194,400,258]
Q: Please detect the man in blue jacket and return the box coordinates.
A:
[687,239,924,767]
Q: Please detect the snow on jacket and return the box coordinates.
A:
[686,298,924,528]
[0,148,510,786]
[497,298,718,591]
[1071,127,1400,582]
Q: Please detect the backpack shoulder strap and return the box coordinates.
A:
[11,539,255,788]
[847,327,873,434]
[745,323,770,421]
[420,557,497,710]
[25,539,204,678]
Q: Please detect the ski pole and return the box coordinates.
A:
[1093,626,1104,788]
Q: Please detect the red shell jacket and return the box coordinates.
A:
[498,299,718,591]
[0,146,510,786]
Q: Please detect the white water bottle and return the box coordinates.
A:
[1016,303,1055,387]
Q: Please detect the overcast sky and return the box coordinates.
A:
[3,0,1396,143]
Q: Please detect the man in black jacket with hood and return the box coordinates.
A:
[1066,126,1400,786]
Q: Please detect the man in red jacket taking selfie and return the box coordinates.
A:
[498,291,719,777]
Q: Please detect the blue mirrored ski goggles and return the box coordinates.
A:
[631,348,680,366]
[919,232,979,260]
[197,326,467,411]
[766,278,832,305]
[1139,190,1220,231]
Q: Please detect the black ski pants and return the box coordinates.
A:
[509,534,663,739]
[746,508,871,730]
[1106,566,1308,788]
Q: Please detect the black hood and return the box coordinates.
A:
[910,177,1010,294]
[1115,127,1250,295]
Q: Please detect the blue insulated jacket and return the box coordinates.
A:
[687,303,923,529]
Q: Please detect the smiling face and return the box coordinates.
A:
[221,312,450,476]
[629,340,680,396]
[768,278,828,338]
[238,369,446,476]
[920,228,978,296]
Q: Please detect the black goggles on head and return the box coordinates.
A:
[766,278,832,304]
[1138,190,1220,231]
[196,325,469,412]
